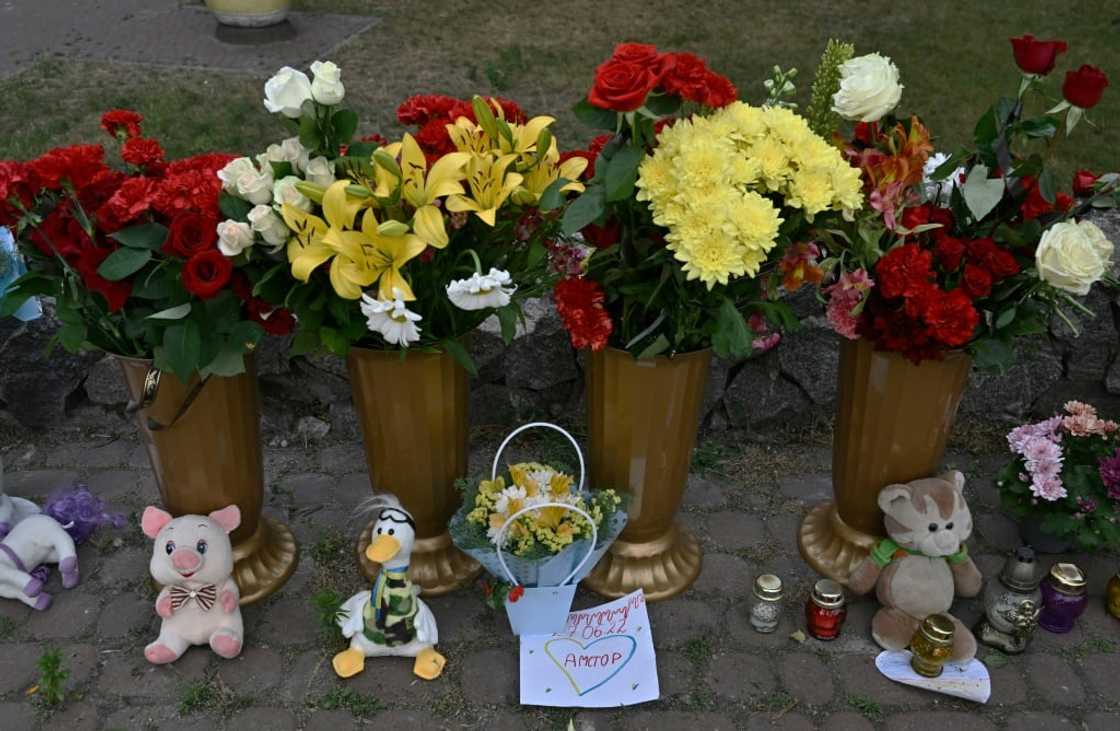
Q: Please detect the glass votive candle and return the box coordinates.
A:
[805,579,846,640]
[910,613,955,678]
[749,574,783,633]
[1039,562,1088,634]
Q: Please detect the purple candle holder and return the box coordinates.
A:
[1038,562,1088,634]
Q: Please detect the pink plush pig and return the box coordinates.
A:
[141,505,244,664]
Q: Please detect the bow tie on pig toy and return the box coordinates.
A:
[142,505,244,665]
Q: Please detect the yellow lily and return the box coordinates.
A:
[399,133,469,249]
[358,208,426,301]
[283,180,368,287]
[446,118,493,156]
[445,153,523,226]
[513,145,588,206]
[370,142,402,198]
[501,115,556,160]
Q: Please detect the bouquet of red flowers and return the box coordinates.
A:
[811,35,1117,368]
[0,111,293,381]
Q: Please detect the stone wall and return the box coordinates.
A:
[3,210,1119,438]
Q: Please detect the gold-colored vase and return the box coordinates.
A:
[347,346,480,595]
[799,338,971,584]
[116,355,298,605]
[581,347,708,601]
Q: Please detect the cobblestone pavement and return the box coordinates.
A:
[1,415,1119,731]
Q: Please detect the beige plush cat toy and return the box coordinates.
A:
[848,471,983,662]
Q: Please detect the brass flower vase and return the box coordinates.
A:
[798,338,971,584]
[581,347,708,601]
[347,346,480,595]
[116,355,298,605]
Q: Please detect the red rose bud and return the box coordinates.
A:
[1062,64,1109,109]
[182,249,233,300]
[588,58,658,112]
[962,264,993,299]
[1073,169,1099,197]
[1009,34,1068,75]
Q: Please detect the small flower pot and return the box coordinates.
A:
[204,0,291,27]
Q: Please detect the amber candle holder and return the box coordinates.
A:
[910,614,955,678]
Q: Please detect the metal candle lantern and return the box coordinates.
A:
[976,546,1043,654]
[910,613,955,678]
[1039,562,1088,634]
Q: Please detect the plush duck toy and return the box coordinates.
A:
[333,498,445,681]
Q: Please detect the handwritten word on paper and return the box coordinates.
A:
[520,590,659,707]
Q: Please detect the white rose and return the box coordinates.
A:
[235,166,274,206]
[263,66,313,118]
[309,60,345,106]
[217,157,257,195]
[216,220,255,257]
[272,175,312,212]
[248,204,290,251]
[832,53,903,122]
[305,156,336,187]
[1036,220,1114,296]
[257,137,310,174]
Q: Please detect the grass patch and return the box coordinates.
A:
[983,649,1011,669]
[314,687,385,718]
[1063,637,1117,661]
[683,637,713,668]
[311,529,351,566]
[756,689,796,713]
[847,693,883,721]
[178,677,252,717]
[0,616,16,640]
[691,441,732,473]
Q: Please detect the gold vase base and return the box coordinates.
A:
[798,501,879,585]
[357,522,481,596]
[231,515,299,605]
[581,523,701,602]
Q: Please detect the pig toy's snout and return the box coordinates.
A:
[170,548,203,574]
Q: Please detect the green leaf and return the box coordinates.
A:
[994,306,1017,330]
[496,304,519,345]
[1017,117,1058,139]
[147,303,192,320]
[299,114,322,151]
[642,93,681,117]
[711,299,753,360]
[345,142,379,159]
[471,96,501,142]
[97,247,152,281]
[219,194,254,223]
[200,346,247,378]
[534,127,553,167]
[931,148,969,180]
[228,320,264,349]
[969,337,1014,373]
[291,329,320,356]
[319,326,349,356]
[637,333,670,359]
[538,177,570,211]
[269,161,293,180]
[332,109,359,146]
[1038,168,1057,205]
[110,223,168,250]
[561,185,606,235]
[572,99,619,131]
[441,338,479,377]
[163,321,201,383]
[604,145,643,203]
[961,164,1005,222]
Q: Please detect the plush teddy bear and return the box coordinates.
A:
[141,505,244,664]
[848,471,983,662]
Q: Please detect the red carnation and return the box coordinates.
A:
[26,202,91,261]
[1073,169,1098,198]
[923,288,979,347]
[1009,34,1068,76]
[182,249,232,300]
[0,161,35,226]
[588,58,658,112]
[900,204,932,231]
[875,243,935,300]
[397,94,459,126]
[967,238,1019,280]
[164,212,218,259]
[962,264,993,299]
[165,152,236,177]
[659,52,711,104]
[97,177,156,233]
[554,277,613,351]
[121,137,165,171]
[507,585,525,603]
[153,169,223,218]
[100,109,144,139]
[935,234,966,272]
[1063,65,1109,109]
[29,144,105,191]
[74,245,133,312]
[928,207,955,231]
[414,118,457,158]
[702,71,738,108]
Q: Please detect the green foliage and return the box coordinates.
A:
[847,694,882,721]
[310,529,349,566]
[315,687,385,718]
[806,39,854,138]
[35,648,68,707]
[0,616,15,640]
[311,588,348,636]
[178,677,252,717]
[683,637,713,668]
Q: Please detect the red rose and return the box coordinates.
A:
[923,288,979,347]
[164,212,218,259]
[588,58,658,112]
[611,42,661,65]
[967,237,1020,280]
[1062,65,1109,109]
[247,299,296,336]
[659,52,711,104]
[875,243,934,300]
[1019,180,1052,220]
[935,234,966,271]
[27,203,91,261]
[1073,169,1099,198]
[100,109,144,139]
[181,250,232,300]
[121,138,165,171]
[74,245,133,312]
[962,264,993,299]
[703,71,738,108]
[97,177,156,233]
[928,207,955,230]
[582,218,621,249]
[1009,34,1068,75]
[554,277,613,351]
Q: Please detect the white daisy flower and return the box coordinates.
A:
[445,268,516,311]
[359,288,422,347]
[494,485,528,517]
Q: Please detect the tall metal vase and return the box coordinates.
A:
[347,346,480,595]
[581,347,708,601]
[116,355,298,605]
[799,337,971,583]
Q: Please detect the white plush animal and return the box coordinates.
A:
[0,455,41,540]
[333,499,445,680]
[0,514,79,610]
[141,505,244,664]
